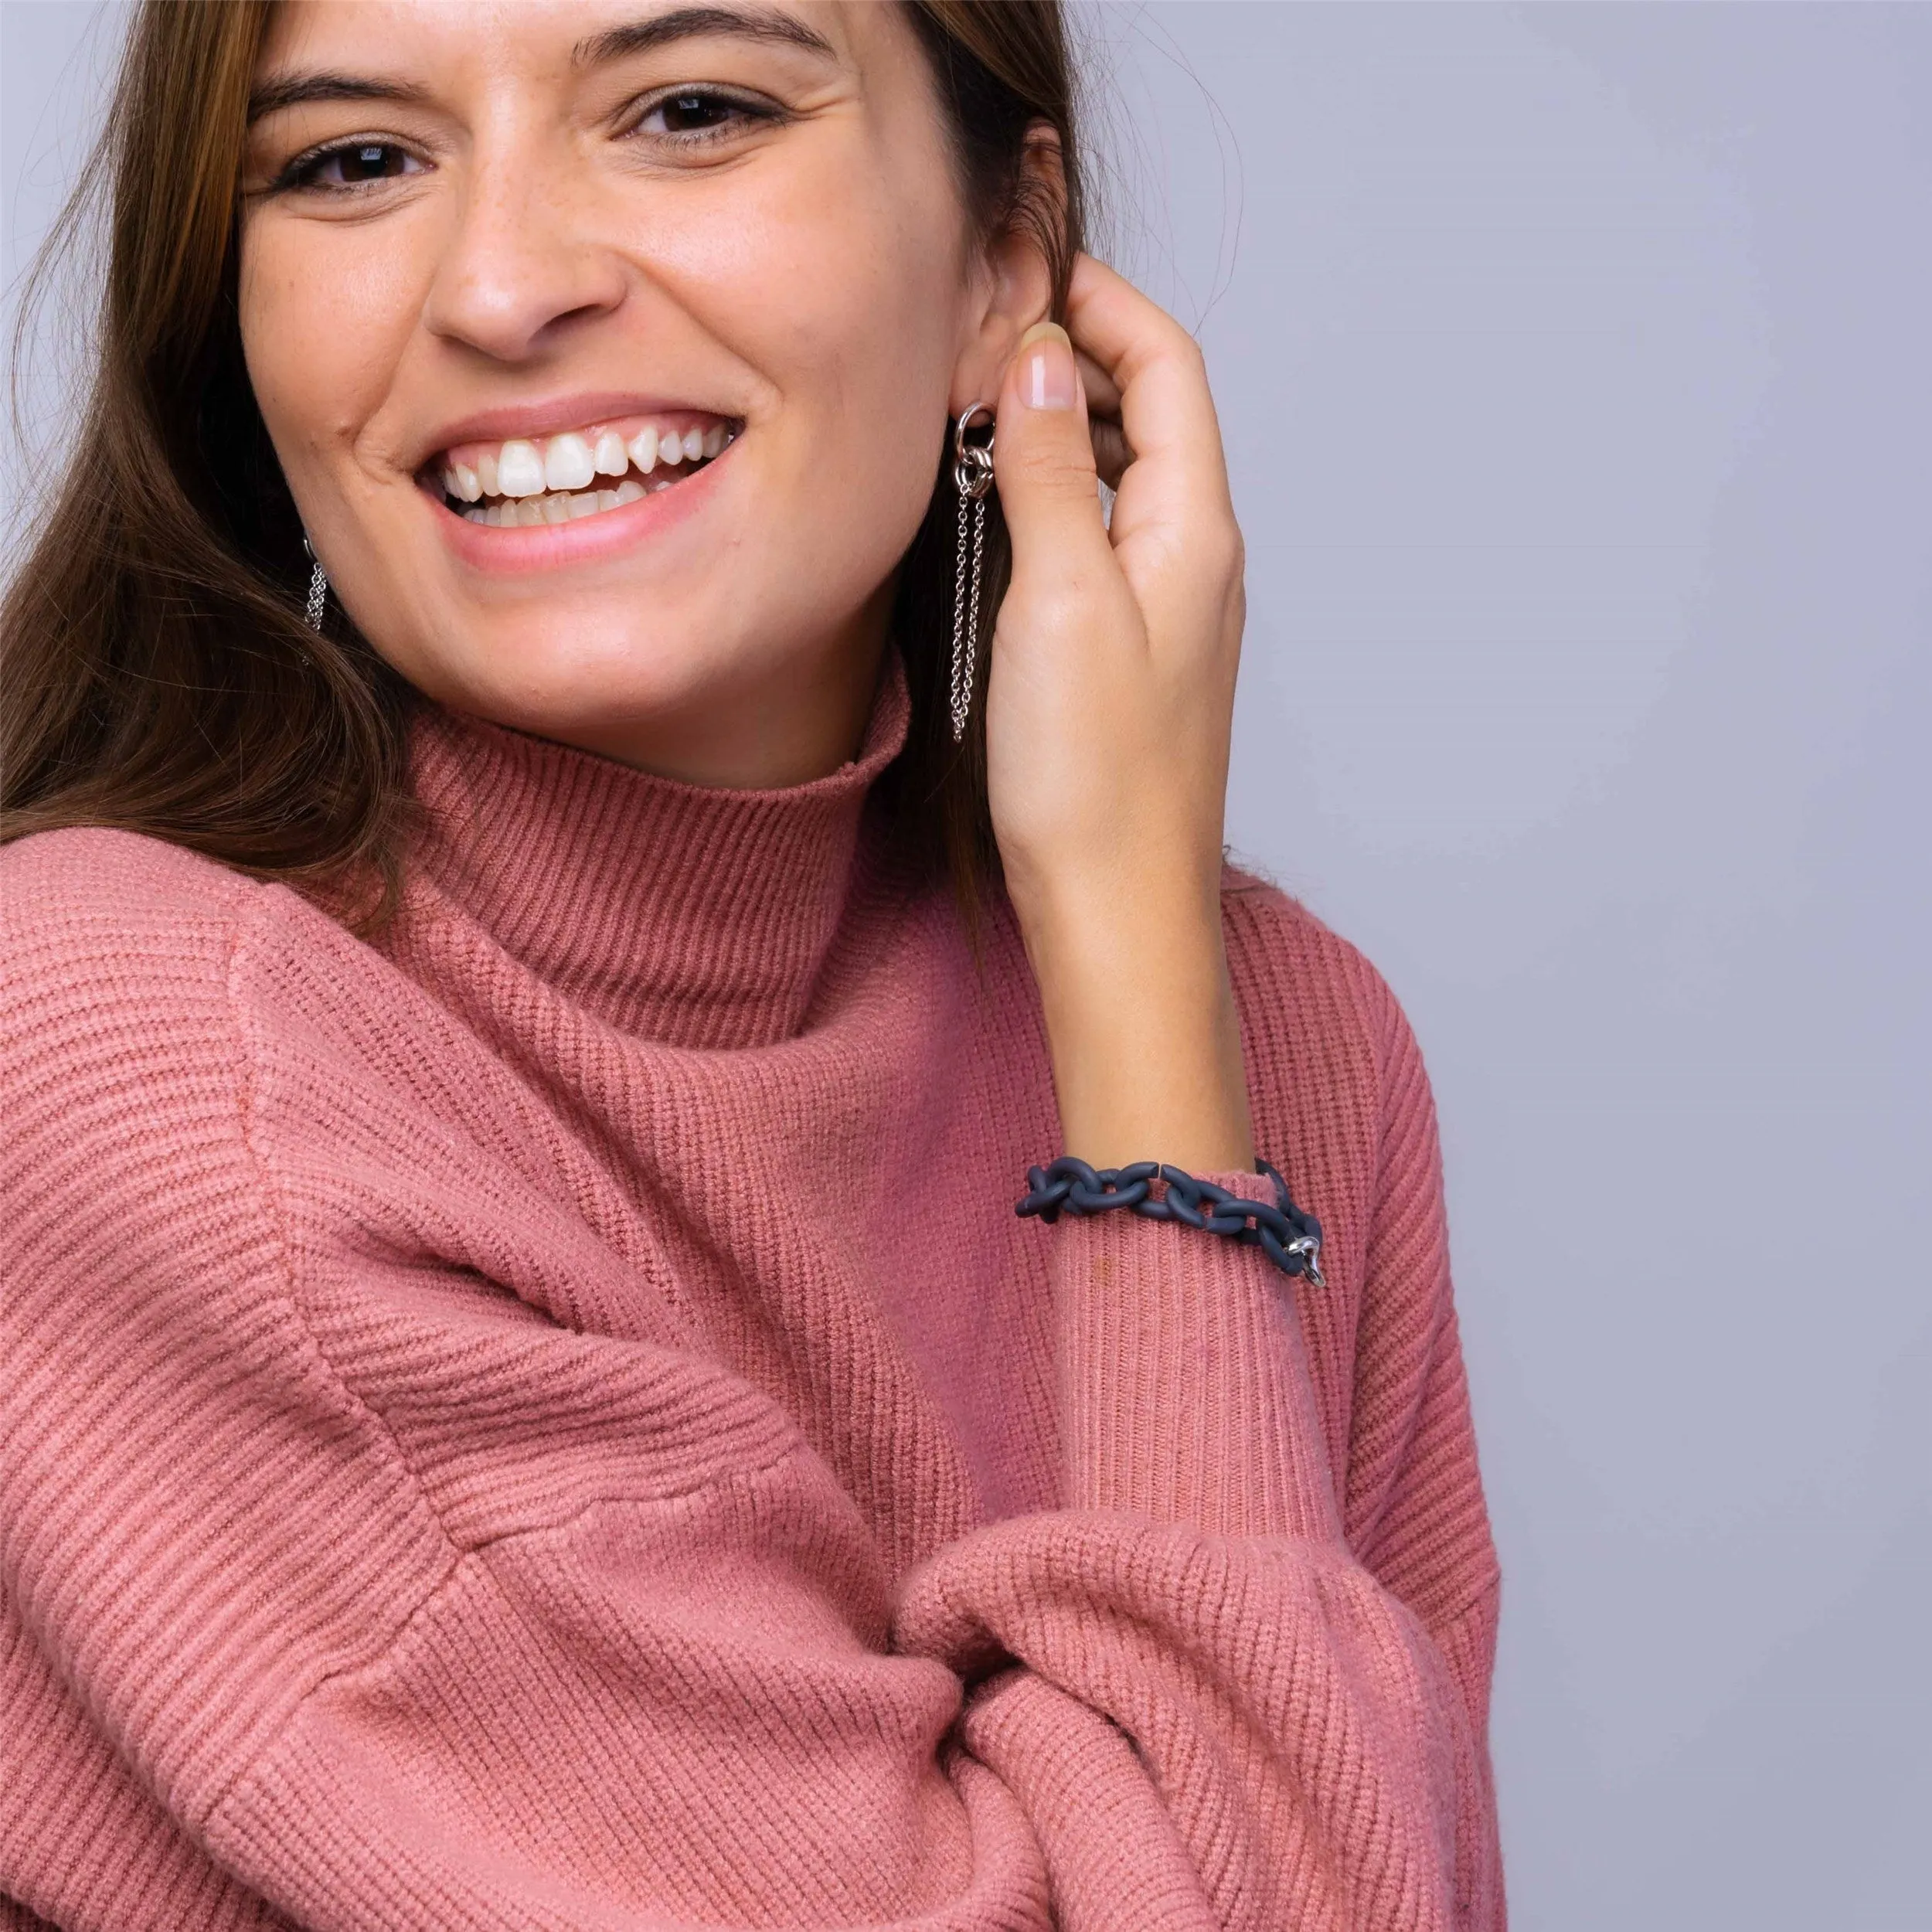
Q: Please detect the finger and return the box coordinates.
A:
[1074,348,1121,420]
[992,320,1114,582]
[1063,253,1233,520]
[1075,347,1134,490]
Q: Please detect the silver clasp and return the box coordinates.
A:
[1286,1236,1326,1289]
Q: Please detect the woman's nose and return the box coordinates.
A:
[420,159,630,363]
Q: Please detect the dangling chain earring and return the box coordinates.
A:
[301,534,328,633]
[949,403,996,744]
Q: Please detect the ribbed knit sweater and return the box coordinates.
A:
[0,656,1502,1932]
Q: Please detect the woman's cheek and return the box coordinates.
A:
[237,236,321,481]
[239,224,412,513]
[645,148,961,430]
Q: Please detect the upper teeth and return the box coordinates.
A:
[439,417,731,508]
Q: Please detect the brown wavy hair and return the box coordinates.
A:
[1,1,1084,923]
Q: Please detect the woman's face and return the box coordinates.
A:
[240,1,1046,783]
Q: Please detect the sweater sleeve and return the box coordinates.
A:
[1344,976,1504,1932]
[2,835,1498,1932]
[895,1166,1494,1932]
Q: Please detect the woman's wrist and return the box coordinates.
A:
[1019,872,1255,1173]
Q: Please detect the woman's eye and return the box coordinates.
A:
[291,142,424,192]
[632,90,769,141]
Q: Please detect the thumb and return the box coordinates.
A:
[992,321,1111,580]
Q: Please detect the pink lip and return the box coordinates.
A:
[413,390,725,469]
[427,436,733,575]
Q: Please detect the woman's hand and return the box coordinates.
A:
[987,253,1254,1173]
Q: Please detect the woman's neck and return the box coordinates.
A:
[394,646,912,1050]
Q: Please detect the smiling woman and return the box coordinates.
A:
[0,5,1503,1931]
[3,0,1074,888]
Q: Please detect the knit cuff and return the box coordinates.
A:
[1053,1169,1342,1540]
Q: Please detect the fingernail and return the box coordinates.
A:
[1018,321,1077,410]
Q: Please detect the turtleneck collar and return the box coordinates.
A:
[403,651,911,1049]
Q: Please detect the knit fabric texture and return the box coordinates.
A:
[0,656,1503,1931]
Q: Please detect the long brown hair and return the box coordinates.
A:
[1,1,1086,923]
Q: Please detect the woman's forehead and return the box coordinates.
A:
[251,0,920,90]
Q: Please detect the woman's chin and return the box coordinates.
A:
[400,630,734,750]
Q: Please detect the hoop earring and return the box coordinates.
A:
[301,534,328,634]
[949,403,995,744]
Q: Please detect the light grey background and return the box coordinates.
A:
[5,4,1928,1927]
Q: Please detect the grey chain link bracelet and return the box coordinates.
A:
[1015,1156,1325,1286]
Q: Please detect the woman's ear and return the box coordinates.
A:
[950,123,1067,416]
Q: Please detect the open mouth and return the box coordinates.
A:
[427,411,740,527]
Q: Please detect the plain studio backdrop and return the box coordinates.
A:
[5,4,1928,1927]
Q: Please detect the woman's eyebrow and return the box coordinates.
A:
[247,73,429,126]
[573,6,839,69]
[247,9,838,127]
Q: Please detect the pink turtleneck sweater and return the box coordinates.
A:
[0,660,1503,1932]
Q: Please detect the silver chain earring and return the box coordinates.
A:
[949,403,996,743]
[301,534,328,633]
